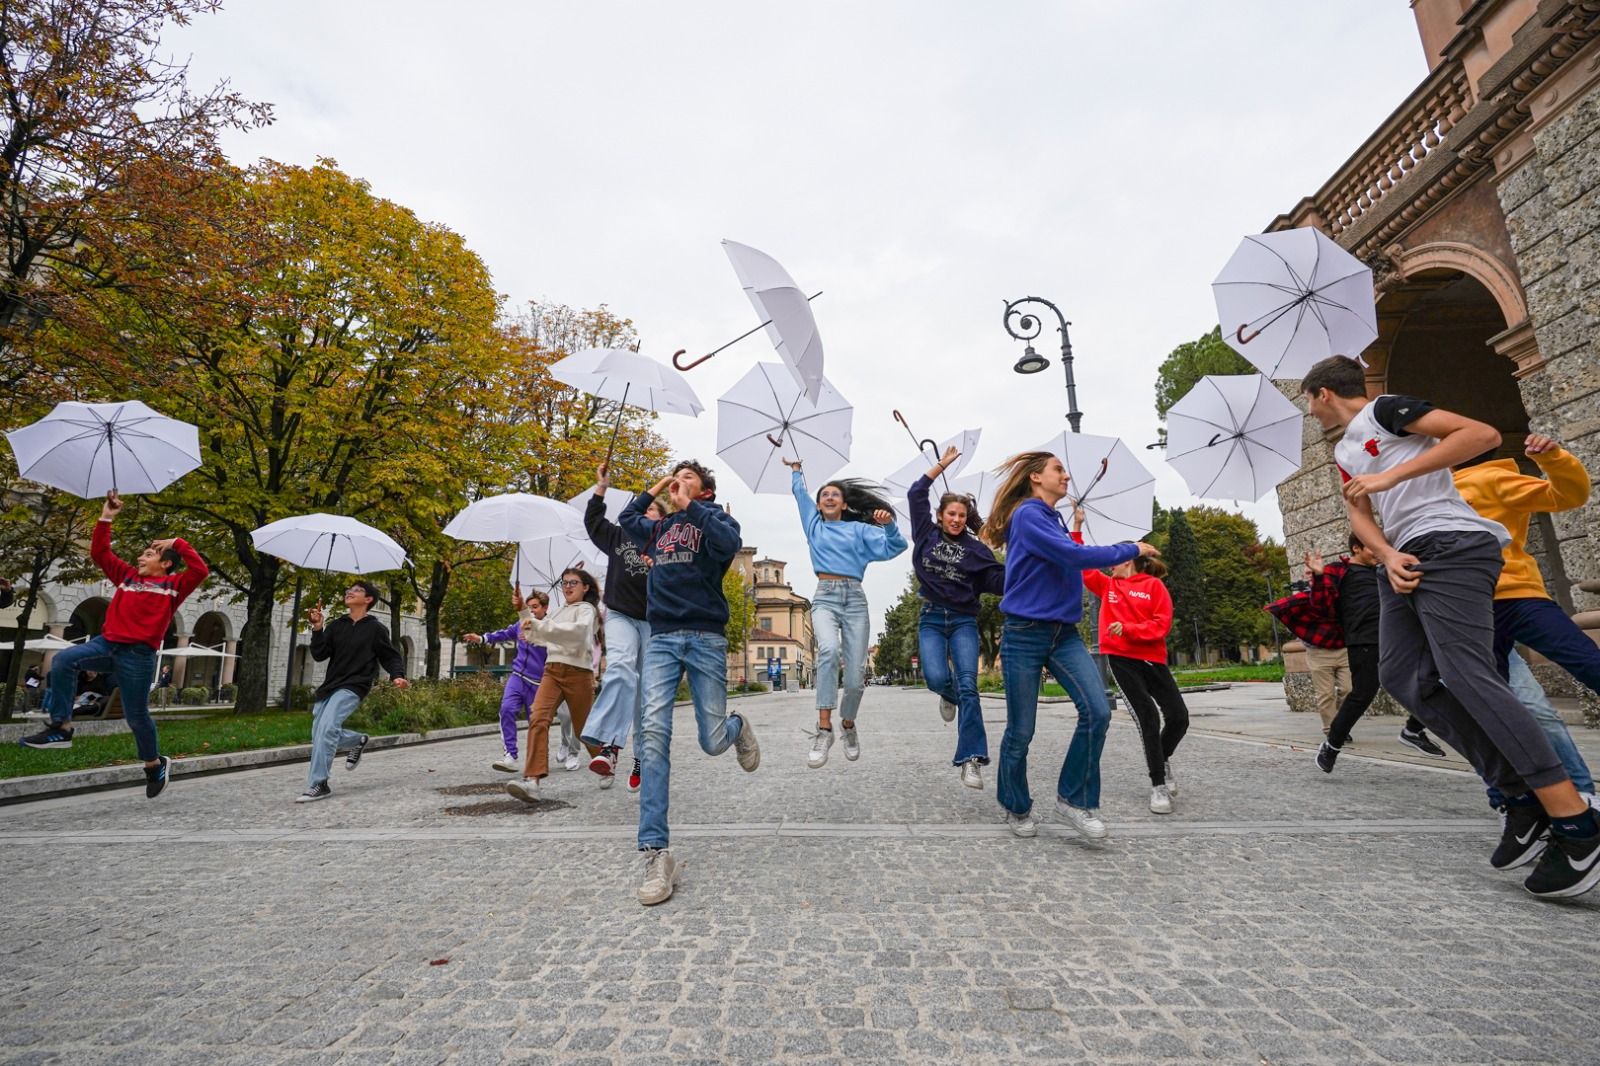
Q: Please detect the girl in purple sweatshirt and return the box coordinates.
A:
[463,588,579,773]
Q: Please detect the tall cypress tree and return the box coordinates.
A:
[1164,508,1206,662]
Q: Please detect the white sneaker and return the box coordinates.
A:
[938,697,957,723]
[506,777,540,804]
[1149,784,1173,814]
[563,751,582,772]
[1056,799,1108,841]
[1164,761,1177,796]
[637,848,681,906]
[807,728,833,769]
[599,772,615,789]
[493,751,521,773]
[960,759,982,790]
[732,714,761,772]
[555,742,571,764]
[841,723,860,761]
[1004,810,1037,837]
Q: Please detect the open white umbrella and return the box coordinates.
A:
[548,347,704,464]
[1212,228,1378,380]
[719,240,826,403]
[716,362,853,495]
[443,493,583,543]
[22,634,80,652]
[881,427,983,536]
[949,468,1002,526]
[1166,374,1303,502]
[1034,432,1156,545]
[513,536,607,593]
[6,400,201,497]
[250,514,409,574]
[567,483,628,526]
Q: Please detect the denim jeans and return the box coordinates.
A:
[637,629,742,850]
[581,612,649,750]
[1484,651,1595,804]
[918,605,986,764]
[45,634,160,762]
[998,617,1110,815]
[813,578,870,720]
[307,688,363,788]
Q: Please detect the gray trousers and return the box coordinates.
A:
[1376,530,1566,796]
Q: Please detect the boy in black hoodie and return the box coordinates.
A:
[620,460,761,905]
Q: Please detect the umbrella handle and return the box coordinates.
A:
[766,433,785,448]
[1235,324,1262,345]
[672,348,716,371]
[673,291,825,373]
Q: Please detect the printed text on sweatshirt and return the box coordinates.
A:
[620,491,741,634]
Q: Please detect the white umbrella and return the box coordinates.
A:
[22,634,80,652]
[1034,432,1156,546]
[159,643,236,659]
[549,347,704,464]
[249,514,409,574]
[513,537,607,593]
[443,493,583,543]
[882,427,983,536]
[722,240,826,403]
[950,468,1001,523]
[6,400,201,497]
[1212,228,1378,380]
[716,362,853,495]
[567,484,628,526]
[1166,374,1303,502]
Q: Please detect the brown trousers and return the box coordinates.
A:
[523,662,595,779]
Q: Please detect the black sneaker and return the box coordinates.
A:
[19,724,73,749]
[1490,805,1550,870]
[1316,741,1340,774]
[295,781,332,803]
[1524,831,1600,899]
[1398,727,1447,758]
[144,756,172,799]
[344,734,370,770]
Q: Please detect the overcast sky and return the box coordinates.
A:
[171,1,1427,637]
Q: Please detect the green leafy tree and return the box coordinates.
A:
[1188,507,1280,660]
[1154,327,1253,420]
[438,557,518,650]
[872,574,922,679]
[0,487,97,718]
[1163,508,1205,661]
[723,569,755,655]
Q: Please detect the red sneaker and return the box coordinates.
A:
[627,757,641,792]
[588,746,617,777]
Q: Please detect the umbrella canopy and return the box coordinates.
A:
[723,240,825,403]
[881,428,983,536]
[567,484,628,526]
[549,347,704,417]
[22,634,79,652]
[249,514,409,574]
[443,493,583,544]
[159,643,236,659]
[949,468,1002,526]
[6,400,201,497]
[1212,228,1378,380]
[1166,374,1303,502]
[1034,432,1156,546]
[513,536,607,593]
[716,362,853,495]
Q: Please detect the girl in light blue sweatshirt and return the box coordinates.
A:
[784,459,908,768]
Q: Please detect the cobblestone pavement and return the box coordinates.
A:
[2,685,1596,1065]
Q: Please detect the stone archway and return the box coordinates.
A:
[65,597,110,642]
[398,636,416,679]
[186,611,231,698]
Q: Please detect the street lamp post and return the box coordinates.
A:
[1002,295,1114,707]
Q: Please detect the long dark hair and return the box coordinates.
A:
[818,478,895,524]
[936,491,984,536]
[561,567,601,608]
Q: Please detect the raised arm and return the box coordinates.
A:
[862,516,908,562]
[1013,502,1143,571]
[908,474,936,544]
[790,468,823,540]
[619,488,664,549]
[688,500,743,563]
[585,493,623,554]
[89,515,135,586]
[1082,568,1110,598]
[1496,436,1592,514]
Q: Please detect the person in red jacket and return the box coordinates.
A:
[1073,509,1188,814]
[19,491,209,799]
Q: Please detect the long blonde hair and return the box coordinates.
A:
[981,451,1056,550]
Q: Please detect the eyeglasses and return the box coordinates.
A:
[560,579,583,589]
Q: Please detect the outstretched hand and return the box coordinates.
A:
[101,491,123,521]
[306,601,325,630]
[595,462,611,491]
[781,456,803,471]
[1071,507,1086,533]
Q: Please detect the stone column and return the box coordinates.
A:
[170,635,191,689]
[221,640,238,686]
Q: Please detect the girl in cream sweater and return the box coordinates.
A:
[506,567,602,801]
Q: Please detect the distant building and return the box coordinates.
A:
[728,547,814,688]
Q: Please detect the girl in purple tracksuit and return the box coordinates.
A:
[464,588,563,773]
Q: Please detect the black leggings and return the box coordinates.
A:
[1327,643,1424,749]
[1108,656,1190,786]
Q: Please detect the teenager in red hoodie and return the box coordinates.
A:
[19,491,208,799]
[1073,509,1188,814]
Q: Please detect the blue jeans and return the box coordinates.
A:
[581,612,649,750]
[1484,651,1594,804]
[813,578,870,720]
[307,688,363,788]
[45,635,159,762]
[998,618,1110,815]
[919,605,986,764]
[637,629,742,850]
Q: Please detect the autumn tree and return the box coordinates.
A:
[0,485,96,718]
[722,569,756,657]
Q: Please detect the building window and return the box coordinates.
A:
[779,647,786,660]
[759,616,773,631]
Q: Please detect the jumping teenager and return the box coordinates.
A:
[784,457,907,768]
[1073,509,1189,814]
[20,491,209,800]
[1303,354,1598,898]
[462,587,551,773]
[505,568,600,803]
[980,452,1156,841]
[620,460,760,905]
[908,445,1006,788]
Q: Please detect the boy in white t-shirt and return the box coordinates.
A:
[1301,355,1598,900]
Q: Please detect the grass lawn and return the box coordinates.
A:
[2,710,331,780]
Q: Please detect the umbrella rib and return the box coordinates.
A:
[1079,478,1156,506]
[1198,436,1244,498]
[784,422,852,464]
[1246,234,1312,293]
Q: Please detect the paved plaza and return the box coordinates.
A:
[2,685,1597,1065]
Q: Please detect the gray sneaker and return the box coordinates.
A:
[938,697,957,723]
[841,723,861,761]
[1164,760,1177,796]
[1004,809,1037,837]
[506,777,540,804]
[1149,784,1173,814]
[960,759,982,790]
[731,713,760,772]
[637,848,681,906]
[806,728,833,769]
[1056,799,1108,841]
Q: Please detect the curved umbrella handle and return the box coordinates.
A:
[766,433,785,448]
[1235,324,1262,345]
[672,348,716,372]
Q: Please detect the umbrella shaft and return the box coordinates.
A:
[705,290,823,360]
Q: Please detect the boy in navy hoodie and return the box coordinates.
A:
[620,460,761,905]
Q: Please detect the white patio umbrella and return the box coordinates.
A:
[158,643,236,659]
[250,514,410,574]
[1212,228,1378,380]
[881,427,983,536]
[512,536,607,593]
[548,347,704,464]
[5,399,201,497]
[1034,432,1156,546]
[716,362,853,495]
[1166,374,1303,502]
[22,634,80,652]
[721,240,826,403]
